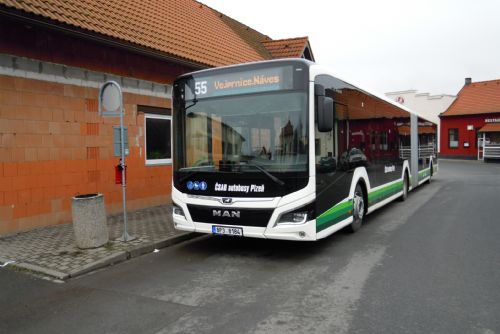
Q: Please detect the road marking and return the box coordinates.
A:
[252,247,387,334]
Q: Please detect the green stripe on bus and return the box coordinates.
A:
[316,200,353,232]
[316,179,405,233]
[418,168,430,181]
[368,180,403,206]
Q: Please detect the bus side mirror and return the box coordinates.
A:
[315,84,334,132]
[317,96,334,132]
[315,83,325,96]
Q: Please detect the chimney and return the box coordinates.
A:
[465,77,472,86]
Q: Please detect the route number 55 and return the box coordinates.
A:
[195,81,208,95]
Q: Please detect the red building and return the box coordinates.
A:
[0,0,314,235]
[440,78,500,160]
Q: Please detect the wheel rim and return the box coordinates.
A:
[353,191,364,220]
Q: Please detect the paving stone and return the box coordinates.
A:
[0,205,193,279]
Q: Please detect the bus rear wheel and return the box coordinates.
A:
[399,172,409,202]
[349,184,365,233]
[426,163,433,184]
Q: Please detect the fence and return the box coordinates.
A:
[399,144,435,160]
[478,139,500,160]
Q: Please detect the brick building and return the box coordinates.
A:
[0,0,314,235]
[440,78,500,159]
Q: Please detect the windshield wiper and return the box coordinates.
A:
[239,161,285,186]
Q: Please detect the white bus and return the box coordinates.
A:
[171,59,437,241]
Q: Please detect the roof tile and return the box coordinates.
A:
[0,0,285,67]
[442,79,500,117]
[262,37,309,59]
[479,123,500,132]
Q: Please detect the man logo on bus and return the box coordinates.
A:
[213,210,240,218]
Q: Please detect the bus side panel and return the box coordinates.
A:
[315,171,354,233]
[312,70,437,238]
[376,161,405,186]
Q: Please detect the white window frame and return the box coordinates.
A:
[144,113,172,165]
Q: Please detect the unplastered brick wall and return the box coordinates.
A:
[0,56,173,235]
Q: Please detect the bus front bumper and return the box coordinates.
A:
[173,215,317,241]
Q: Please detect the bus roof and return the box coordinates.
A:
[175,58,437,125]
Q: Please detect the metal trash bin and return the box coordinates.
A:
[71,193,109,249]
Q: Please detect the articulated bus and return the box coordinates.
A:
[171,59,437,241]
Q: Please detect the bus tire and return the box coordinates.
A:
[349,183,365,233]
[399,172,409,202]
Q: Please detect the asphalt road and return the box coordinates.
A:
[1,160,499,334]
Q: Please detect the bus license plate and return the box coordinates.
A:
[212,225,243,236]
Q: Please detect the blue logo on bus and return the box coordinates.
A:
[187,180,207,191]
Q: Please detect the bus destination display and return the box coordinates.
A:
[184,66,293,100]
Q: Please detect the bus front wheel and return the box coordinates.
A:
[349,184,365,233]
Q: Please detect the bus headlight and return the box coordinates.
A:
[276,202,315,226]
[172,204,185,218]
[278,211,308,225]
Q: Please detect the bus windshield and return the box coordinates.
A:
[174,91,308,174]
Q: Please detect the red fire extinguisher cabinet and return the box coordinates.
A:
[115,165,126,184]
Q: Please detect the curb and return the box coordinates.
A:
[12,262,70,280]
[5,232,200,281]
[126,232,200,260]
[153,232,199,250]
[68,251,129,278]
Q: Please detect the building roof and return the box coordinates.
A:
[441,79,500,117]
[479,123,500,133]
[396,125,436,136]
[0,0,312,67]
[261,37,313,60]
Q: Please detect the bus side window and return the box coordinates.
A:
[314,75,340,174]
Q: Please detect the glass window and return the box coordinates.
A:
[449,128,459,148]
[145,114,172,165]
[380,131,388,151]
[174,91,308,173]
[371,131,377,151]
[475,128,481,148]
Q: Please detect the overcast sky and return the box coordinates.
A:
[202,0,500,96]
